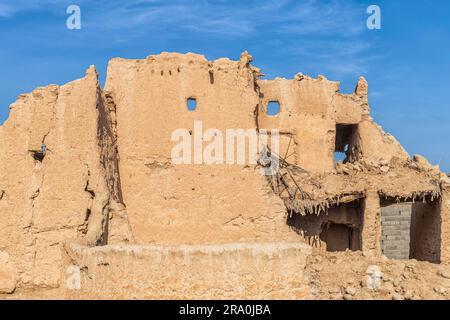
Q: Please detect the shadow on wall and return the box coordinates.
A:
[287,195,442,263]
[410,198,441,263]
[286,200,363,252]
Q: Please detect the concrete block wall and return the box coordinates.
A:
[381,203,412,259]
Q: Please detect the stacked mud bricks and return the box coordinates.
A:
[381,203,412,259]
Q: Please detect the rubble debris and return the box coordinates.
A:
[0,52,448,299]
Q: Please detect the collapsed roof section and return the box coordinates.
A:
[267,154,443,216]
[0,51,449,297]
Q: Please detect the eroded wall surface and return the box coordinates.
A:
[63,243,312,299]
[258,77,339,173]
[0,67,128,293]
[0,51,449,299]
[411,199,441,263]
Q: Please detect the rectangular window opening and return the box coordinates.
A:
[267,101,280,116]
[187,98,197,111]
[32,151,45,162]
[334,124,358,164]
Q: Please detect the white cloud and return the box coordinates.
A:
[0,3,15,17]
[0,0,367,38]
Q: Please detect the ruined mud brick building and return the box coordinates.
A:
[1,52,450,299]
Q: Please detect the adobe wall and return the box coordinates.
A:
[441,185,450,262]
[59,242,450,300]
[0,51,449,299]
[63,242,313,299]
[104,52,299,245]
[257,77,338,173]
[257,76,410,174]
[286,200,362,250]
[410,199,441,263]
[361,191,382,256]
[0,67,128,293]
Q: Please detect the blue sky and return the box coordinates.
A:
[0,0,449,171]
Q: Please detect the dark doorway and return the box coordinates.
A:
[320,223,353,252]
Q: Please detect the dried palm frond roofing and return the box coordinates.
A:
[261,137,441,216]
